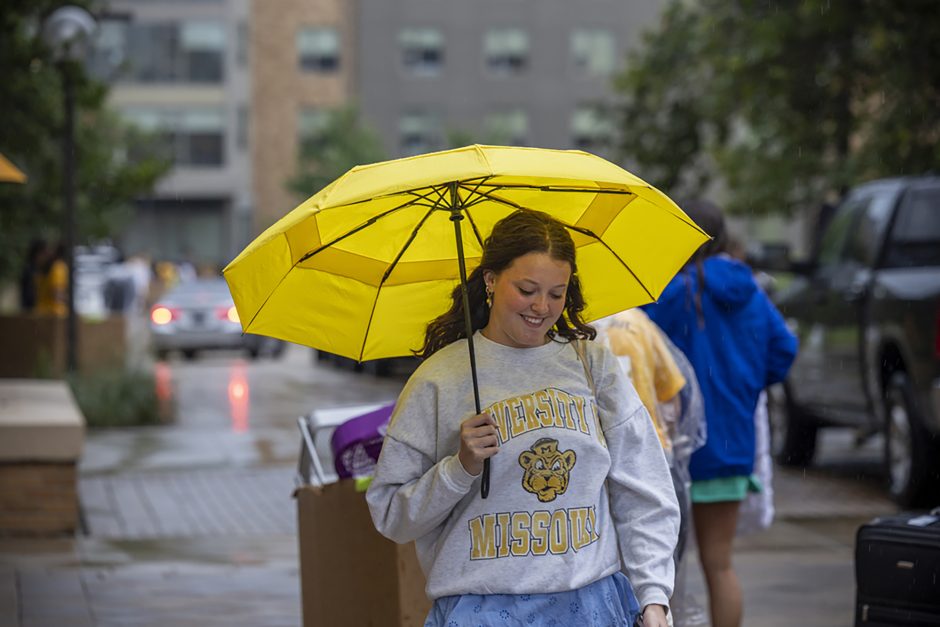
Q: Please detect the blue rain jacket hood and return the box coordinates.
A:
[645,256,797,481]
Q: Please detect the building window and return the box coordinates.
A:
[236,105,249,150]
[570,29,616,77]
[117,20,225,84]
[122,107,225,167]
[484,28,528,76]
[399,28,443,76]
[399,111,439,156]
[182,21,226,82]
[297,107,330,153]
[236,21,249,67]
[570,105,612,151]
[297,27,340,73]
[124,22,175,82]
[88,18,128,81]
[484,110,528,145]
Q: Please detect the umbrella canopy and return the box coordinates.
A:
[224,145,708,362]
[0,153,27,184]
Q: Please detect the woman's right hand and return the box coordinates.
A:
[457,413,500,476]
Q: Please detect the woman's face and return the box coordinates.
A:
[483,251,571,348]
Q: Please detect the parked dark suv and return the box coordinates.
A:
[773,176,940,506]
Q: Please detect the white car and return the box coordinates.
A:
[149,278,284,360]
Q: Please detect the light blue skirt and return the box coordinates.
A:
[424,571,641,627]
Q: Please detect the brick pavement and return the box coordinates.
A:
[79,466,296,540]
[76,456,894,543]
[3,424,897,627]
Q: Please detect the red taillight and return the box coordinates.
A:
[217,306,239,323]
[151,305,177,325]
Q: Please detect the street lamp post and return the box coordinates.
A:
[42,6,97,373]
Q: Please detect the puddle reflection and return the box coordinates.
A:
[228,362,250,433]
[154,361,174,422]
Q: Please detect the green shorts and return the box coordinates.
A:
[690,474,763,503]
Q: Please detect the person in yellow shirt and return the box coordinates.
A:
[35,242,68,316]
[598,308,711,625]
[602,308,686,453]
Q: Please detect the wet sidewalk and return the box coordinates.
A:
[2,444,894,626]
[0,343,898,626]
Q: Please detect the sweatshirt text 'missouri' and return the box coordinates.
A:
[366,332,679,609]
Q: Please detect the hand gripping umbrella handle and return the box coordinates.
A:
[450,187,489,499]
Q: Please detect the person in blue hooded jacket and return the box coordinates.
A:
[644,199,797,627]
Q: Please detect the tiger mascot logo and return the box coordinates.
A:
[518,438,577,502]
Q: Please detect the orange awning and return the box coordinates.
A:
[0,153,27,183]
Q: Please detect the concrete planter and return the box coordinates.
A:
[0,314,126,378]
[0,380,84,536]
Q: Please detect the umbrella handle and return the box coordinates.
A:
[449,189,489,499]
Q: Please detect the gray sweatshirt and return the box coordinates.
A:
[366,332,679,609]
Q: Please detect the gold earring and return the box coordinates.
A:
[485,287,493,308]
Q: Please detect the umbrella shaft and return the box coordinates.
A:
[450,190,489,499]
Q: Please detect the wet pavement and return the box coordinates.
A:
[1,336,900,626]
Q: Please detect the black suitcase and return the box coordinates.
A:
[855,509,940,626]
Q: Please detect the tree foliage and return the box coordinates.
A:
[615,0,940,215]
[0,0,169,285]
[288,106,387,200]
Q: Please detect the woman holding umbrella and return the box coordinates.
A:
[367,209,680,627]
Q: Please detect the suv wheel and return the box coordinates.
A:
[884,373,939,507]
[771,382,819,467]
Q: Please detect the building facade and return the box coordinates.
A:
[356,0,664,159]
[92,0,669,267]
[92,0,254,269]
[249,0,356,231]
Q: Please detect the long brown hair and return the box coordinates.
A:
[417,209,596,359]
[679,199,728,327]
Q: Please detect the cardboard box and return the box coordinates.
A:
[296,480,431,627]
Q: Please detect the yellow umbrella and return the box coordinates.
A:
[225,144,708,497]
[225,145,707,360]
[0,153,27,183]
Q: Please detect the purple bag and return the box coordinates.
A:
[329,403,395,479]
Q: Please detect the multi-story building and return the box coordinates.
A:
[91,0,254,269]
[356,0,665,159]
[91,0,666,266]
[250,0,356,230]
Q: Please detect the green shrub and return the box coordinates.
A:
[68,368,172,428]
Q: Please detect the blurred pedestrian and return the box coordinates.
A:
[597,309,709,624]
[644,199,797,627]
[726,236,777,536]
[599,308,686,457]
[35,241,68,316]
[153,259,179,299]
[126,254,152,313]
[177,255,197,283]
[19,238,49,312]
[368,209,680,627]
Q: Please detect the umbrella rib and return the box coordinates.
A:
[474,183,636,195]
[313,175,494,212]
[299,195,428,263]
[563,222,656,303]
[241,195,431,337]
[250,185,471,336]
[424,184,451,210]
[453,181,486,247]
[356,201,444,362]
[459,184,529,211]
[467,187,657,303]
